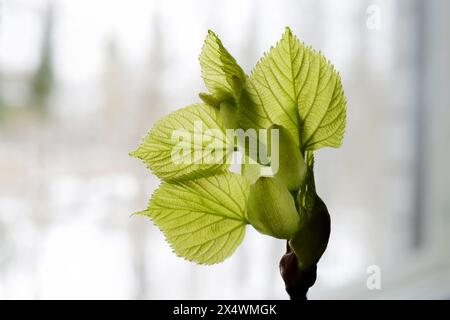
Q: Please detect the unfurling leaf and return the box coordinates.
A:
[142,172,250,264]
[247,177,300,239]
[199,30,246,102]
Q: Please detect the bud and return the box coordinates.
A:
[247,177,300,239]
[289,195,330,271]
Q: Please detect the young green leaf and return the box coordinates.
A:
[240,27,346,152]
[247,177,300,239]
[141,172,250,264]
[199,30,246,102]
[130,103,231,182]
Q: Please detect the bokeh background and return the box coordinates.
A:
[0,0,449,299]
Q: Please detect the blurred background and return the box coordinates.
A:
[0,0,449,299]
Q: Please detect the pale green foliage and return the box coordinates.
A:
[130,103,230,182]
[199,30,246,101]
[240,27,346,151]
[131,27,346,265]
[141,172,249,264]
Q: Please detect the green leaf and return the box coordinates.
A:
[142,172,250,264]
[130,103,231,182]
[199,30,246,101]
[247,177,300,239]
[239,27,346,151]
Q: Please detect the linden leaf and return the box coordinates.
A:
[240,27,346,152]
[199,30,246,102]
[130,103,231,182]
[142,172,250,264]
